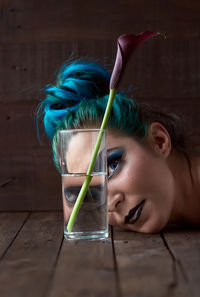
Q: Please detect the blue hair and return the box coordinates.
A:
[37,59,110,140]
[37,59,149,170]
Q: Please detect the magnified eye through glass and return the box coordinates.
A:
[59,129,109,240]
[62,172,107,234]
[64,182,106,211]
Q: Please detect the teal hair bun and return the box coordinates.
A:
[39,59,110,140]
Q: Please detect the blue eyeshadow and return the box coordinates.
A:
[107,148,124,179]
[107,148,124,163]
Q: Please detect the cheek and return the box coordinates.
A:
[126,153,172,196]
[139,168,175,233]
[124,156,175,232]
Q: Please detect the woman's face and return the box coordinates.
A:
[62,127,175,233]
[106,130,175,233]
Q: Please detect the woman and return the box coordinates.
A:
[38,59,200,233]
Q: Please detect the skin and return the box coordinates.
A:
[107,123,200,233]
[62,131,106,223]
[62,123,200,233]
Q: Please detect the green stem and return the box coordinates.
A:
[67,88,117,232]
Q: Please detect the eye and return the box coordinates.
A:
[107,149,124,180]
[64,187,79,205]
[63,185,106,210]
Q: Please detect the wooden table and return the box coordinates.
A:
[0,212,199,297]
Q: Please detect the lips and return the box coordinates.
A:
[124,200,145,224]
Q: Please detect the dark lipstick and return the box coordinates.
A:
[125,200,145,224]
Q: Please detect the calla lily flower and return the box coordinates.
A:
[67,31,161,233]
[110,31,160,90]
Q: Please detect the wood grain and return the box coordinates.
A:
[0,149,62,211]
[0,0,199,210]
[0,212,29,258]
[0,213,199,297]
[0,40,200,101]
[0,212,63,297]
[113,227,191,297]
[162,225,200,297]
[49,234,117,297]
[0,0,200,43]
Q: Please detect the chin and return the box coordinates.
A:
[138,216,169,233]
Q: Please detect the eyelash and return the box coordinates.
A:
[64,185,105,209]
[107,151,123,180]
[64,187,79,204]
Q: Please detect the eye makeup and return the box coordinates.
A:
[64,187,80,205]
[107,148,124,180]
[63,185,105,210]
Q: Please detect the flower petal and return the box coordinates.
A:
[109,31,160,90]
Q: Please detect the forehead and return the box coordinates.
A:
[66,130,142,173]
[67,132,94,173]
[107,130,137,150]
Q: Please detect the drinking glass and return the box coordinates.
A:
[59,129,108,240]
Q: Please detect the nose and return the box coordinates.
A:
[108,192,124,212]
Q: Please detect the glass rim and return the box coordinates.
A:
[59,128,106,134]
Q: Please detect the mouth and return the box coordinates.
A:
[124,200,145,225]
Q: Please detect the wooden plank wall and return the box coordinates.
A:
[0,0,200,210]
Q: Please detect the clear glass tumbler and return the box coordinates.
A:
[59,129,108,240]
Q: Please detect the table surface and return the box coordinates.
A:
[0,211,199,297]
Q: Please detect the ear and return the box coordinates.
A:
[147,122,171,158]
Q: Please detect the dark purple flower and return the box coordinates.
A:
[109,31,160,90]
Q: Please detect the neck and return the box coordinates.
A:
[168,151,200,225]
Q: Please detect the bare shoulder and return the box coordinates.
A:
[184,154,200,224]
[190,154,200,195]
